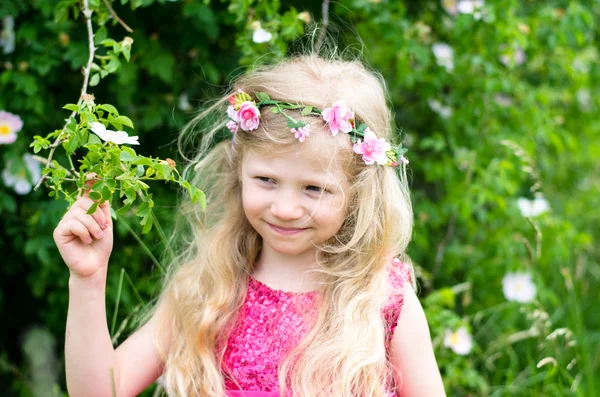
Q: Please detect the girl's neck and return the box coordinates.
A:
[252,247,321,293]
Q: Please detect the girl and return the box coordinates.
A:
[55,53,445,396]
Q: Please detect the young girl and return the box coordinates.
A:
[54,53,446,396]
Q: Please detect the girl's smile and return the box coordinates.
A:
[267,222,308,235]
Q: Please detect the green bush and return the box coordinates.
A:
[0,0,598,396]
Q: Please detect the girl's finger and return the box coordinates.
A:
[70,197,109,230]
[57,218,94,245]
[70,208,106,240]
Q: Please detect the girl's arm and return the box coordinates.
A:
[66,271,169,397]
[389,285,446,397]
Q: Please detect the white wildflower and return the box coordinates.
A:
[252,22,272,44]
[0,110,24,144]
[1,16,15,54]
[499,46,527,67]
[178,93,191,111]
[432,43,454,72]
[502,272,537,303]
[89,122,139,145]
[517,196,550,217]
[443,326,473,355]
[1,153,42,195]
[428,99,453,119]
[457,0,485,20]
[441,0,458,15]
[576,89,591,112]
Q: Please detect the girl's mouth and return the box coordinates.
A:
[267,223,307,235]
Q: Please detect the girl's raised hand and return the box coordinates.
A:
[53,179,114,280]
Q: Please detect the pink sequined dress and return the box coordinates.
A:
[222,259,411,397]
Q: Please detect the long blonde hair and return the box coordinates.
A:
[152,49,414,396]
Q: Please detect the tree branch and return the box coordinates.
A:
[33,0,96,191]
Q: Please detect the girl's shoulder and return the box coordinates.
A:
[382,257,413,346]
[386,257,412,292]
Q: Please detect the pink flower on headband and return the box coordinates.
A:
[352,128,391,165]
[322,100,355,136]
[237,101,261,131]
[291,124,311,142]
[226,120,239,133]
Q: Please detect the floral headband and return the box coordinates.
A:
[225,90,409,167]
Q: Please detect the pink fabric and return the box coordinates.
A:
[221,259,410,395]
[225,392,397,397]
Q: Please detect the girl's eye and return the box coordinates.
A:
[257,176,274,183]
[307,185,326,193]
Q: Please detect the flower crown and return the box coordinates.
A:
[225,90,409,167]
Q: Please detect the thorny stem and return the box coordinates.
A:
[103,0,134,33]
[33,0,96,192]
[30,155,74,177]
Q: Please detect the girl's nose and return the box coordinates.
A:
[270,191,303,221]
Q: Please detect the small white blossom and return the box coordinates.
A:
[517,196,550,217]
[252,22,272,44]
[1,16,15,54]
[576,89,591,112]
[178,93,191,111]
[499,46,527,67]
[428,99,453,119]
[89,122,139,145]
[494,94,513,107]
[1,153,42,195]
[443,326,473,355]
[502,272,537,303]
[432,43,454,72]
[441,0,458,15]
[457,0,485,20]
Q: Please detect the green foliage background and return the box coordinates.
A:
[0,0,598,396]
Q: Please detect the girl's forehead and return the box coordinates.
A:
[243,140,350,181]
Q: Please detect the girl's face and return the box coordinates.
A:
[241,138,351,259]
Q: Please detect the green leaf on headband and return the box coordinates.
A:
[255,92,271,102]
[356,123,368,133]
[270,107,280,114]
[287,120,305,129]
[301,106,313,116]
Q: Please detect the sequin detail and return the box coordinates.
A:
[222,259,410,392]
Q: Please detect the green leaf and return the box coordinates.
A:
[255,92,271,102]
[114,115,134,129]
[86,202,99,214]
[132,157,154,167]
[120,147,137,162]
[89,73,100,87]
[97,104,119,115]
[136,165,145,177]
[63,104,79,112]
[141,213,154,234]
[301,106,313,116]
[87,133,102,145]
[270,107,280,114]
[89,191,102,201]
